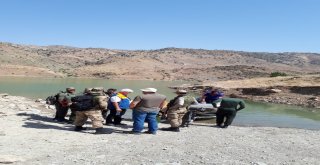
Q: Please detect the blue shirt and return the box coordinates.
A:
[204,92,224,103]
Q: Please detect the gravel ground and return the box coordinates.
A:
[0,94,319,165]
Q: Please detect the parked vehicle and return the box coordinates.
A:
[188,98,221,120]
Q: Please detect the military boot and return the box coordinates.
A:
[74,126,86,131]
[161,127,180,132]
[221,125,229,129]
[94,127,105,134]
[171,127,180,132]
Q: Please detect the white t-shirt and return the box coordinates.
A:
[177,97,185,106]
[110,96,121,102]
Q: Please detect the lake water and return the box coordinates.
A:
[1,77,320,130]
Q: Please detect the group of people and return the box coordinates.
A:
[49,86,245,134]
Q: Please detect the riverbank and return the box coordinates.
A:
[173,75,320,111]
[1,94,319,164]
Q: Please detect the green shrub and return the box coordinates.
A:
[270,72,287,77]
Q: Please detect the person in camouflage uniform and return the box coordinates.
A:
[54,87,76,122]
[161,89,189,132]
[73,87,108,134]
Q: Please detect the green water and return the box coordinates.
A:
[0,77,320,130]
[0,77,182,99]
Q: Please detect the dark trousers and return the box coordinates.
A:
[54,103,69,121]
[216,109,237,126]
[101,109,109,119]
[69,109,76,122]
[106,109,127,124]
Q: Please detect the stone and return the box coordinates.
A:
[0,155,25,164]
[0,93,9,98]
[308,97,318,101]
[35,98,43,102]
[268,89,282,93]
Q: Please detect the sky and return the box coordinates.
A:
[0,0,319,52]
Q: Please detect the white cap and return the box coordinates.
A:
[120,88,134,93]
[176,89,187,94]
[140,88,157,93]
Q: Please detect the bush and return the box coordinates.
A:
[270,72,287,77]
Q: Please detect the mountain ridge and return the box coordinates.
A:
[1,41,320,82]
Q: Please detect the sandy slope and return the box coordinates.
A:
[1,42,320,81]
[0,95,319,165]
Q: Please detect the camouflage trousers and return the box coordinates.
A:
[74,110,103,128]
[167,111,187,128]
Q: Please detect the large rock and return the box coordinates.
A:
[0,155,25,164]
[268,88,282,93]
[0,93,9,98]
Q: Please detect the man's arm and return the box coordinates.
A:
[200,95,206,103]
[159,98,167,109]
[236,100,245,111]
[129,96,141,109]
[110,96,122,111]
[113,102,121,111]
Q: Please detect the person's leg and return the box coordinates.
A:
[161,112,180,132]
[216,109,224,127]
[74,111,88,131]
[114,109,127,125]
[87,111,104,129]
[167,113,179,128]
[86,110,105,134]
[106,109,116,124]
[178,112,187,126]
[190,110,196,121]
[180,111,190,127]
[132,110,147,133]
[60,107,69,119]
[146,112,158,134]
[223,111,237,128]
[68,108,76,123]
[54,104,68,121]
[54,104,60,120]
[101,109,108,119]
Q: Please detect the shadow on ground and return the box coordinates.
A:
[16,113,116,134]
[289,86,320,96]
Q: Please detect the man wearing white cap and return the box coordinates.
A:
[106,88,133,125]
[161,89,188,132]
[130,88,166,135]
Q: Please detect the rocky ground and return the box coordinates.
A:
[1,94,319,164]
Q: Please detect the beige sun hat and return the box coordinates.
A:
[66,87,76,92]
[120,88,134,93]
[175,89,188,94]
[140,88,157,93]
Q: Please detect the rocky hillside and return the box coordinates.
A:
[1,42,320,82]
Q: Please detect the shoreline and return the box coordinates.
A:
[1,74,319,111]
[171,76,320,111]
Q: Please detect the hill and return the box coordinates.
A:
[1,42,320,82]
